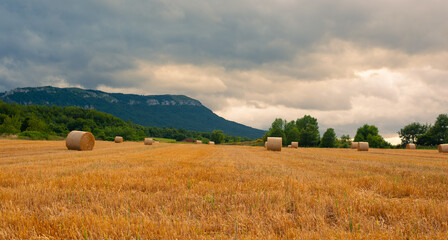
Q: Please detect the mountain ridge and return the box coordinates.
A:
[0,86,265,139]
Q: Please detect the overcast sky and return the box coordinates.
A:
[1,0,448,143]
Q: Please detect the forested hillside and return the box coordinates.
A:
[0,86,265,138]
[0,101,250,143]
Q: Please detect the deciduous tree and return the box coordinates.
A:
[320,128,337,148]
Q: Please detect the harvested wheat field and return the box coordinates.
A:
[1,139,448,239]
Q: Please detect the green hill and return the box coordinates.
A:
[0,100,251,142]
[0,86,265,139]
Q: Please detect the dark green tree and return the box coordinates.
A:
[286,127,300,145]
[298,124,320,147]
[296,115,318,131]
[230,136,242,143]
[284,121,299,144]
[296,115,320,147]
[398,122,428,145]
[0,115,21,134]
[320,128,337,148]
[430,114,448,144]
[354,124,390,148]
[175,133,187,141]
[367,135,386,148]
[271,118,285,130]
[263,118,287,145]
[25,116,49,133]
[0,113,8,125]
[210,130,225,144]
[416,132,435,146]
[418,114,448,146]
[354,124,378,142]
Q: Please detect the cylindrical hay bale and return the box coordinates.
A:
[288,145,291,148]
[265,142,267,148]
[144,138,153,145]
[406,143,416,149]
[209,141,215,145]
[438,144,448,153]
[357,142,369,151]
[351,142,358,149]
[196,140,202,144]
[66,131,95,151]
[266,137,282,151]
[291,142,298,148]
[115,136,123,143]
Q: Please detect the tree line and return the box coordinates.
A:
[398,114,448,147]
[0,101,249,143]
[3,100,446,148]
[263,115,390,148]
[264,113,448,148]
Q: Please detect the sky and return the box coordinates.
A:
[1,0,448,144]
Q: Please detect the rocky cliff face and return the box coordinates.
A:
[1,86,202,107]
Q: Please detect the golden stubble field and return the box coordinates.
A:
[0,139,447,239]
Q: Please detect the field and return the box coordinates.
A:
[0,139,447,239]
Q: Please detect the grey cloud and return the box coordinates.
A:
[1,0,448,139]
[2,0,447,90]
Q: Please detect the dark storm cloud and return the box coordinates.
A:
[1,0,447,89]
[1,0,448,140]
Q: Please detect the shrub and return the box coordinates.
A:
[18,131,50,140]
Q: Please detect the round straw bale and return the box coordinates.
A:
[115,136,123,143]
[66,131,95,151]
[266,137,282,151]
[265,142,267,148]
[209,141,215,145]
[196,140,202,144]
[351,142,358,149]
[144,138,153,145]
[357,142,369,151]
[438,144,448,153]
[288,145,291,148]
[406,143,416,149]
[291,142,299,148]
